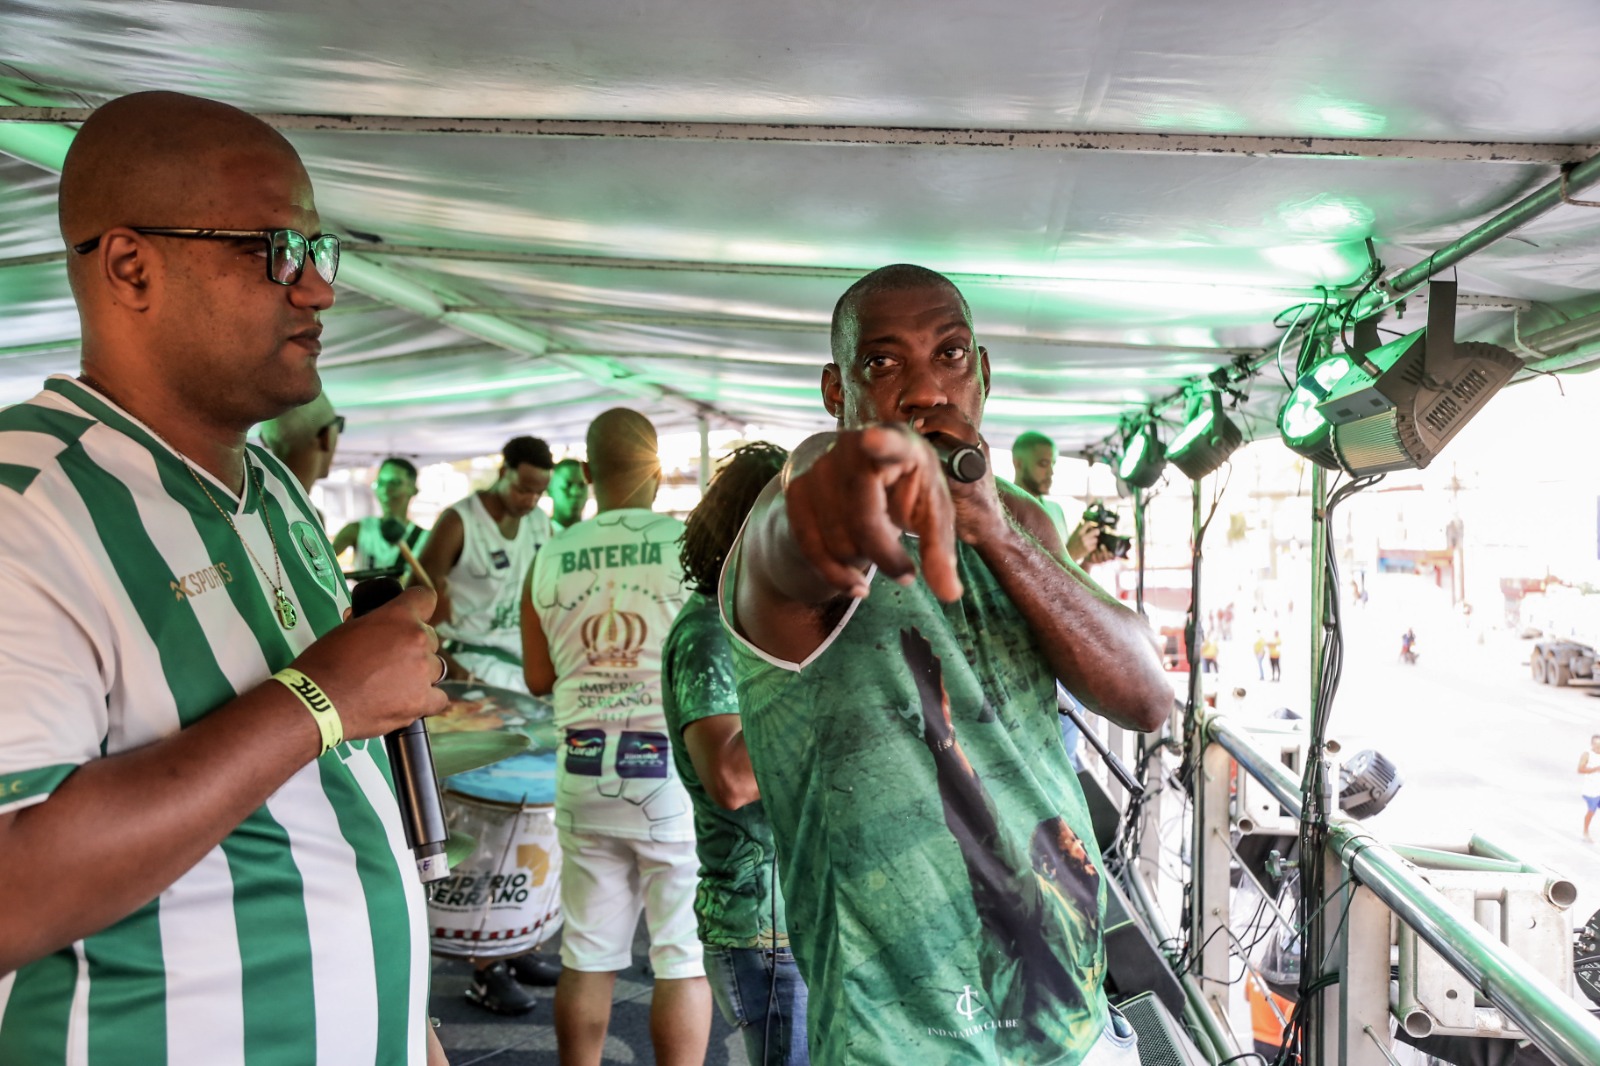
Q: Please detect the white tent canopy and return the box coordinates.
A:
[4,0,1600,463]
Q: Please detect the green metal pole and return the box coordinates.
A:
[1302,463,1332,1062]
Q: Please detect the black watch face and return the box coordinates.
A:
[1578,907,1600,1007]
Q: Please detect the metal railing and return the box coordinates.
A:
[1201,712,1600,1066]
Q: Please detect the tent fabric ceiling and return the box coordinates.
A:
[3,0,1600,461]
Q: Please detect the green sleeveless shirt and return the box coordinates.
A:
[724,537,1109,1066]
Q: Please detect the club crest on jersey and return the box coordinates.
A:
[290,521,339,597]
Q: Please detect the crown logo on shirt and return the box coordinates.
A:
[580,597,648,668]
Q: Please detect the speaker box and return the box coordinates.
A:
[1077,767,1123,855]
[1116,990,1209,1066]
[1104,875,1186,1020]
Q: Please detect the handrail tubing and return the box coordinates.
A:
[1118,862,1241,1062]
[1206,713,1600,1066]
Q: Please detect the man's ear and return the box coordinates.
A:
[99,229,155,312]
[978,346,991,398]
[821,363,844,421]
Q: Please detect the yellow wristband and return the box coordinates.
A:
[272,668,344,756]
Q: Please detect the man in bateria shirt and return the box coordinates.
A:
[416,435,554,694]
[721,264,1172,1066]
[0,91,450,1064]
[523,408,711,1066]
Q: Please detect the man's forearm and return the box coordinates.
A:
[0,684,321,973]
[975,520,1171,731]
[745,432,855,607]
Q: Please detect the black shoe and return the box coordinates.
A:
[465,960,538,1015]
[508,952,562,987]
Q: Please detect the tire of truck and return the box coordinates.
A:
[1532,652,1547,683]
[1552,652,1572,687]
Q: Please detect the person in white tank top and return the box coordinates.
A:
[522,408,711,1064]
[331,456,428,576]
[415,436,553,694]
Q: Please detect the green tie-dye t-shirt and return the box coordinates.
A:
[724,539,1108,1066]
[662,591,787,949]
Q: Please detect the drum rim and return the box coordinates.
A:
[443,787,557,811]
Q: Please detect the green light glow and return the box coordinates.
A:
[1280,195,1374,239]
[1302,97,1390,136]
[1169,403,1215,453]
[1281,356,1353,442]
[1144,105,1249,133]
[1119,431,1148,479]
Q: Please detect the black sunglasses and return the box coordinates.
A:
[321,415,346,436]
[72,227,341,286]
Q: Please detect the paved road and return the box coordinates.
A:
[1214,587,1600,923]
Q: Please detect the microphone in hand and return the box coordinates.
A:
[350,577,451,884]
[923,432,987,483]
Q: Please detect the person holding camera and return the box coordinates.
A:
[1010,431,1119,567]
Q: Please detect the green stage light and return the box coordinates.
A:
[1168,390,1243,479]
[1277,353,1354,469]
[1313,281,1519,475]
[1117,422,1166,489]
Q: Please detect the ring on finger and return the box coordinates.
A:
[434,654,449,686]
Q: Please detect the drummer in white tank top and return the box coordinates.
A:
[414,436,554,694]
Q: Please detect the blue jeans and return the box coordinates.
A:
[704,945,810,1066]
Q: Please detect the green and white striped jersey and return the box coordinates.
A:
[0,377,430,1065]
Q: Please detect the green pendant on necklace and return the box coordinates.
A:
[274,587,298,630]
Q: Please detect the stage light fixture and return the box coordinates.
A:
[1277,350,1354,470]
[1313,281,1520,475]
[1117,422,1166,489]
[1167,389,1242,479]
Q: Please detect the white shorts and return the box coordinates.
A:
[557,828,704,979]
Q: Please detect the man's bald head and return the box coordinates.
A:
[829,263,972,364]
[60,92,303,262]
[58,91,333,438]
[585,408,661,500]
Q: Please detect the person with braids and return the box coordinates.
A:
[663,442,810,1066]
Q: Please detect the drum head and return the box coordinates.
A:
[431,681,559,804]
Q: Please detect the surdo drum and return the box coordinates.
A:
[426,682,564,958]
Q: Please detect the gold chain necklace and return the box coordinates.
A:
[77,375,299,630]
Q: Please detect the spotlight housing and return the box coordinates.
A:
[1313,281,1520,475]
[1117,422,1166,489]
[1168,390,1242,479]
[1278,350,1355,470]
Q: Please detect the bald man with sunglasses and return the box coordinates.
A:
[0,92,450,1064]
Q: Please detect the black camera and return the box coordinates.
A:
[1083,503,1132,559]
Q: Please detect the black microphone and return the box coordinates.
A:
[351,577,451,884]
[923,432,988,483]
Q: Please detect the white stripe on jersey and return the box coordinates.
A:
[2,428,75,471]
[66,942,89,1066]
[346,749,431,1066]
[159,847,245,1066]
[40,441,183,751]
[268,773,381,1065]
